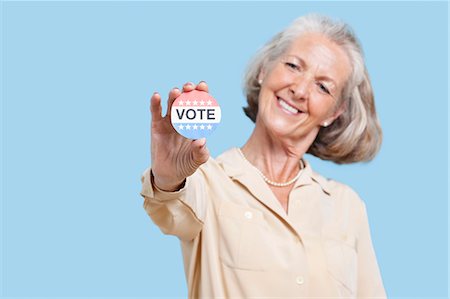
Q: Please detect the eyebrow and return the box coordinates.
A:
[287,54,337,88]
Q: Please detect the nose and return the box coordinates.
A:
[289,74,313,101]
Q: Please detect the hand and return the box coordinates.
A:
[150,81,210,191]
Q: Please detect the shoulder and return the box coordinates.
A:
[311,170,370,231]
[310,169,365,208]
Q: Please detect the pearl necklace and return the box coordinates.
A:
[237,148,305,187]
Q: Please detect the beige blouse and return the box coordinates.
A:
[140,147,387,298]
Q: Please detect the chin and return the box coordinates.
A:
[266,120,298,139]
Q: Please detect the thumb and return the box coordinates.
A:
[191,138,209,165]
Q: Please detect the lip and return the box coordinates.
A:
[276,97,305,115]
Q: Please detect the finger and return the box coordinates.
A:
[196,81,209,93]
[166,87,181,117]
[191,138,209,165]
[182,82,196,93]
[150,92,163,122]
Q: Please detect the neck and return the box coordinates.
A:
[241,122,316,183]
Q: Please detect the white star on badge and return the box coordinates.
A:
[186,124,191,130]
[186,100,191,105]
[178,124,184,130]
[206,100,212,106]
[193,124,198,130]
[207,124,212,130]
[192,100,198,105]
[178,100,184,106]
[199,124,205,130]
[199,100,205,106]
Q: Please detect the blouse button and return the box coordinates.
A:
[244,211,253,219]
[296,276,305,285]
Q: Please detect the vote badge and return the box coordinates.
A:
[171,90,221,139]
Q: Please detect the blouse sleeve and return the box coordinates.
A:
[140,167,208,241]
[356,198,387,298]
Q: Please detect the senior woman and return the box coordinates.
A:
[141,14,386,298]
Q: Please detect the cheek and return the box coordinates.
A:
[257,90,272,112]
[264,67,292,89]
[309,98,336,119]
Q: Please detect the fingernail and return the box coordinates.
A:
[199,80,206,84]
[185,82,193,87]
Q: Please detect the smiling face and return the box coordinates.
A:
[256,32,352,144]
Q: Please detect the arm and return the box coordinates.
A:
[140,168,207,241]
[356,200,387,298]
[141,82,211,241]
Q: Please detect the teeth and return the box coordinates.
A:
[278,98,299,114]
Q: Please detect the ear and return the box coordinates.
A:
[321,102,345,127]
[258,68,265,83]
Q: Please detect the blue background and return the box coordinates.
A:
[1,1,448,298]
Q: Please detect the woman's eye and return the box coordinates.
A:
[285,62,300,70]
[318,83,330,95]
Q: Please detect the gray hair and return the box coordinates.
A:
[242,14,382,164]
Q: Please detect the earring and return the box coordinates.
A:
[258,79,263,85]
[322,121,329,127]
